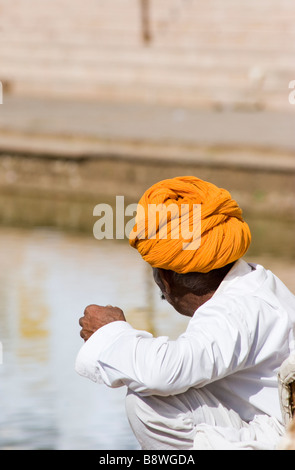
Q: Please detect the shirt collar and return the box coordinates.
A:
[212,258,253,298]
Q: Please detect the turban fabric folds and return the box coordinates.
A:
[129,176,251,273]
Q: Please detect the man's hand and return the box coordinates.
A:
[79,304,126,342]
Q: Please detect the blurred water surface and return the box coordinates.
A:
[0,226,294,450]
[0,226,191,450]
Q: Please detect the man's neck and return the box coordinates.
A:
[176,291,215,317]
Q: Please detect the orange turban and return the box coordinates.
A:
[129,176,251,273]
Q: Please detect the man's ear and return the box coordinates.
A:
[158,269,172,295]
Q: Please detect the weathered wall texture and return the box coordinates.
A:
[0,0,294,110]
[0,149,294,261]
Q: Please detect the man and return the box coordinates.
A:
[76,176,295,450]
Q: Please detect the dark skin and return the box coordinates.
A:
[79,269,215,342]
[153,268,214,318]
[79,304,126,342]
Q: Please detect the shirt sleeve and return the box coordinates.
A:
[75,299,252,397]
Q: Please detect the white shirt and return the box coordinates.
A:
[75,259,295,424]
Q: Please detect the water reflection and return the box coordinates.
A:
[0,227,190,450]
[0,227,294,450]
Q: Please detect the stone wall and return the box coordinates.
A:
[0,149,294,260]
[0,0,294,110]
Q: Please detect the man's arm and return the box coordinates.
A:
[76,302,251,396]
